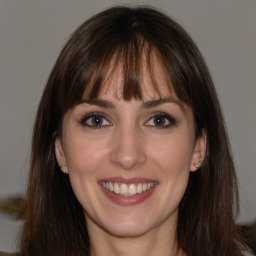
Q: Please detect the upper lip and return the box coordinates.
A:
[98,177,158,184]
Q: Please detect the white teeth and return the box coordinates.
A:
[120,183,128,195]
[114,183,120,194]
[128,184,136,195]
[102,181,156,196]
[137,183,142,193]
[109,182,114,191]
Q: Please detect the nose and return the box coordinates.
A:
[110,126,147,171]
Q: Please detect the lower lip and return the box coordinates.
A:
[100,185,157,206]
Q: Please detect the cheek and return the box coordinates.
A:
[151,134,194,175]
[150,133,193,200]
[151,135,193,207]
[63,132,108,175]
[62,132,109,212]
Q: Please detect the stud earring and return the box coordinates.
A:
[195,163,200,169]
[62,169,68,174]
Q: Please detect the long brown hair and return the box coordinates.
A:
[19,6,246,255]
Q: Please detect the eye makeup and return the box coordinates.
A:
[79,112,112,129]
[145,112,177,129]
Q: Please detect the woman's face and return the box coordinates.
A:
[55,63,206,238]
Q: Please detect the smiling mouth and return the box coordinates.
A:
[101,181,157,196]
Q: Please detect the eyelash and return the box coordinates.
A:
[145,113,177,129]
[79,112,177,129]
[79,112,112,129]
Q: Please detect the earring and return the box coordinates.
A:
[195,163,200,169]
[62,169,68,174]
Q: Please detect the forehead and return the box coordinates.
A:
[83,52,176,101]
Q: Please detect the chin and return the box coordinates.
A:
[100,215,156,238]
[105,224,150,238]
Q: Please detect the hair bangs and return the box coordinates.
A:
[57,6,202,120]
[65,8,180,107]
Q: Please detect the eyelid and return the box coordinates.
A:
[79,112,112,128]
[144,112,177,128]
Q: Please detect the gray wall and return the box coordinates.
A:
[0,0,255,252]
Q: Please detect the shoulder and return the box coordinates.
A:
[243,250,255,256]
[0,252,18,256]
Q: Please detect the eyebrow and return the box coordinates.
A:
[76,98,115,108]
[77,97,185,113]
[141,98,185,113]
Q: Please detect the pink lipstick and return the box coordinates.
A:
[98,177,158,206]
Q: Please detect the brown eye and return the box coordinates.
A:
[80,113,111,128]
[91,116,103,126]
[145,113,176,128]
[153,116,167,126]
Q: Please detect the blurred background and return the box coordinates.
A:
[0,0,255,253]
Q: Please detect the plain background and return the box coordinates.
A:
[0,0,255,252]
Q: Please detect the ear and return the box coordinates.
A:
[55,137,68,174]
[190,130,207,172]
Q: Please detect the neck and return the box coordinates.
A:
[88,218,184,256]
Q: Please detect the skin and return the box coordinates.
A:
[55,64,206,256]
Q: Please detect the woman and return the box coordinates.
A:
[19,6,250,256]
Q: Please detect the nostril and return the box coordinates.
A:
[111,154,144,170]
[110,146,147,170]
[109,129,147,170]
